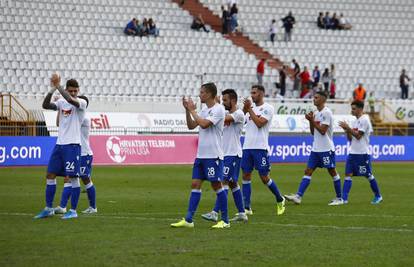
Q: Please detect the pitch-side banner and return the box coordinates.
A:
[1,136,413,166]
[43,111,354,133]
[383,101,414,123]
[90,135,198,165]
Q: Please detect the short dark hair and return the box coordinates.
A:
[315,91,327,98]
[66,79,79,88]
[202,82,217,97]
[222,89,238,101]
[252,84,265,93]
[351,100,364,109]
[78,95,89,108]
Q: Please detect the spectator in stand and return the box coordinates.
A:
[148,18,159,37]
[221,5,231,34]
[367,92,375,113]
[124,18,139,36]
[321,68,331,92]
[353,83,367,101]
[323,12,331,29]
[282,11,296,42]
[317,12,324,28]
[226,0,237,10]
[331,13,339,30]
[300,86,312,99]
[256,58,266,85]
[300,66,311,92]
[338,14,352,30]
[330,63,336,80]
[400,69,411,99]
[330,79,336,99]
[292,59,301,91]
[191,14,209,32]
[269,19,277,43]
[230,3,238,33]
[278,65,287,97]
[141,18,149,36]
[312,66,320,87]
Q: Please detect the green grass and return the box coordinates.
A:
[1,163,414,267]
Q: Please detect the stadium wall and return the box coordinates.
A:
[1,136,413,167]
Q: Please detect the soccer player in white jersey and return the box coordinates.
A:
[53,96,97,214]
[285,91,343,205]
[201,89,248,223]
[34,74,87,219]
[171,83,229,229]
[339,100,382,204]
[241,85,285,215]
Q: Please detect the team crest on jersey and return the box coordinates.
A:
[263,110,268,115]
[62,109,72,117]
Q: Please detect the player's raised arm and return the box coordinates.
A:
[183,96,198,130]
[187,98,213,129]
[339,121,364,140]
[52,74,82,108]
[42,74,59,110]
[305,111,315,135]
[243,98,267,128]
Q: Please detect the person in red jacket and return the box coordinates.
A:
[256,58,266,85]
[300,66,311,92]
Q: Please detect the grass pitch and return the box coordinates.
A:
[1,163,413,267]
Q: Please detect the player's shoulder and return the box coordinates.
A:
[322,106,333,114]
[212,103,225,113]
[234,109,244,117]
[263,102,274,111]
[82,117,90,126]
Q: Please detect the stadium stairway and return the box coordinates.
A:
[172,0,291,75]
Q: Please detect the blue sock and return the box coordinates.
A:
[232,186,245,213]
[70,178,81,211]
[297,176,311,197]
[333,175,342,198]
[342,177,352,201]
[213,186,228,213]
[216,188,228,223]
[242,180,251,210]
[45,179,57,208]
[267,179,284,202]
[185,189,201,223]
[59,183,72,208]
[85,182,96,209]
[368,176,381,197]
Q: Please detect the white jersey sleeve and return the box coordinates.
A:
[81,117,93,156]
[312,107,335,152]
[55,98,87,145]
[243,103,274,151]
[223,109,244,157]
[349,114,372,154]
[196,103,225,159]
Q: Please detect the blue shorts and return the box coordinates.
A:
[307,151,336,169]
[241,149,270,176]
[223,156,241,183]
[192,158,223,182]
[47,144,81,177]
[345,154,372,177]
[80,155,93,179]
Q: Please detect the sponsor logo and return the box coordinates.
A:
[106,136,126,163]
[395,107,414,120]
[91,114,110,129]
[277,105,312,115]
[62,109,72,117]
[286,117,296,131]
